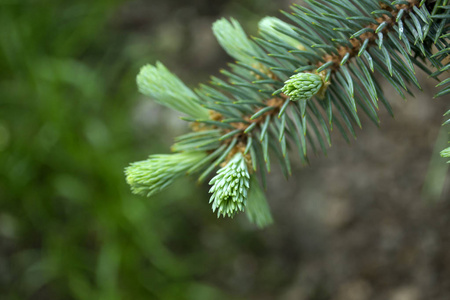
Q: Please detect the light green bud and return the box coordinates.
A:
[281,73,323,101]
[208,152,250,218]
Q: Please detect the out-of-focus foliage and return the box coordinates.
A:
[0,0,279,298]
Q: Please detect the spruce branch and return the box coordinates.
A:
[126,0,449,227]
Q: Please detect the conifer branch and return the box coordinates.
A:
[127,0,449,227]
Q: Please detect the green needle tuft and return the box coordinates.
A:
[212,18,261,65]
[209,152,250,218]
[245,176,273,228]
[126,152,207,197]
[441,147,450,163]
[258,17,304,49]
[137,62,209,119]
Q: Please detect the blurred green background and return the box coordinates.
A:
[0,0,449,299]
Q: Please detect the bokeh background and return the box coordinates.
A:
[1,0,449,299]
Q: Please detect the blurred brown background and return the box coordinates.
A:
[1,0,449,299]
